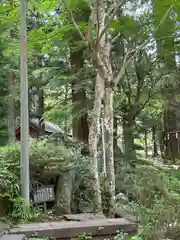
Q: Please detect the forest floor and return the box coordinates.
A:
[28,156,180,225]
[142,157,179,170]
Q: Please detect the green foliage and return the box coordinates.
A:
[30,232,56,240]
[0,140,90,221]
[0,54,8,145]
[115,231,142,240]
[75,232,92,240]
[0,139,89,175]
[100,174,111,216]
[1,1,180,238]
[0,143,20,197]
[122,164,180,239]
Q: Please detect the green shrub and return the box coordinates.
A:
[115,231,142,240]
[0,143,20,199]
[123,165,180,239]
[0,139,90,221]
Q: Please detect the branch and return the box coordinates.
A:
[97,0,126,44]
[120,43,132,107]
[96,0,100,41]
[135,75,164,116]
[97,53,108,74]
[113,48,134,86]
[112,33,121,44]
[125,70,132,107]
[87,0,96,47]
[134,57,145,105]
[63,0,86,42]
[113,4,174,87]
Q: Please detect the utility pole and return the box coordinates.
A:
[20,0,30,208]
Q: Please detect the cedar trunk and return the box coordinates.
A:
[144,130,148,158]
[70,48,89,144]
[152,126,158,157]
[153,0,178,162]
[123,117,136,165]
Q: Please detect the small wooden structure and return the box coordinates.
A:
[8,216,137,240]
[15,117,65,141]
[158,130,180,160]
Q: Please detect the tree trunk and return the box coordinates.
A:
[56,171,74,214]
[104,86,115,217]
[8,71,16,142]
[123,117,136,165]
[37,88,45,135]
[158,130,165,158]
[113,116,122,153]
[113,116,118,149]
[153,0,178,162]
[144,130,148,158]
[164,108,178,162]
[64,82,68,136]
[152,126,158,157]
[88,70,104,213]
[89,4,116,216]
[70,44,89,144]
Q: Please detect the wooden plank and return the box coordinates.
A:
[10,218,137,238]
[0,234,26,240]
[63,213,105,221]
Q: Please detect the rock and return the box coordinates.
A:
[115,192,128,203]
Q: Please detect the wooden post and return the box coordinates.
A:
[20,0,30,208]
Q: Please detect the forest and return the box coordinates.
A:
[1,0,180,239]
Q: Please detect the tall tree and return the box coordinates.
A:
[69,1,90,144]
[153,0,178,161]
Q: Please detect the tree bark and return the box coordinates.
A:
[144,130,148,158]
[70,40,89,144]
[104,86,115,217]
[123,117,136,165]
[90,4,116,217]
[37,88,45,135]
[152,126,158,157]
[164,108,178,162]
[88,74,104,213]
[114,116,122,153]
[158,129,165,158]
[153,0,178,162]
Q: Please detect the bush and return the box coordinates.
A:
[0,143,20,199]
[0,139,90,220]
[115,231,142,240]
[122,165,180,240]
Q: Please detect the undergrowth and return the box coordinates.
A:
[0,139,90,222]
[1,140,180,240]
[122,164,180,240]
